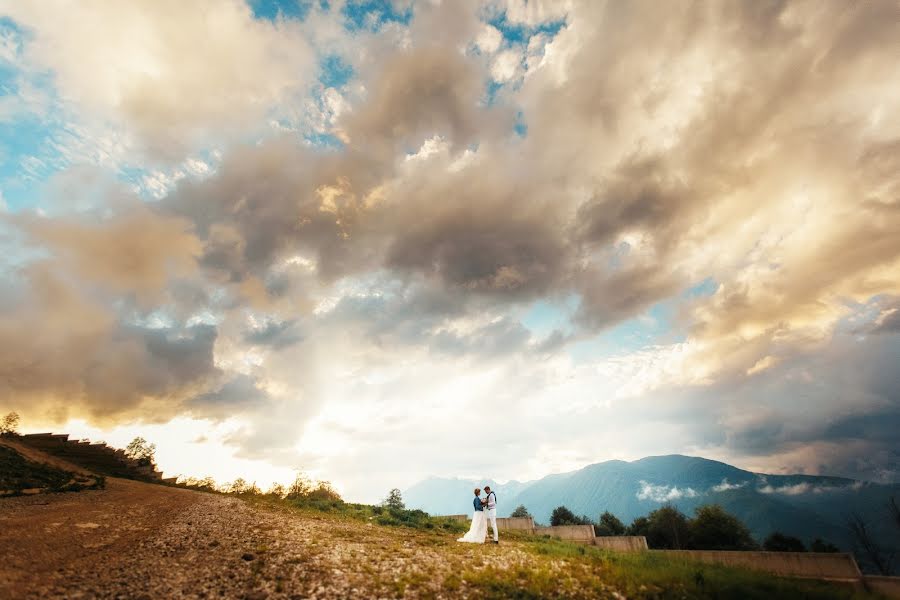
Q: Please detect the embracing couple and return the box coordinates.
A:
[457,486,499,544]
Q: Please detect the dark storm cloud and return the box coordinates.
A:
[664,329,900,482]
[0,263,222,422]
[385,198,569,298]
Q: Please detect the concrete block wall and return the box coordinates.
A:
[535,524,596,543]
[495,517,536,532]
[593,536,649,551]
[864,576,900,599]
[439,514,469,523]
[654,550,863,581]
[19,433,167,482]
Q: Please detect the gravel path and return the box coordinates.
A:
[0,479,622,599]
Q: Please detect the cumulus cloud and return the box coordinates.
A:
[1,0,898,498]
[637,481,700,503]
[757,481,862,496]
[711,479,749,493]
[2,0,314,161]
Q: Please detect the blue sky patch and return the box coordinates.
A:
[521,295,578,338]
[304,131,345,150]
[248,0,312,22]
[342,0,412,31]
[487,12,566,45]
[319,54,354,88]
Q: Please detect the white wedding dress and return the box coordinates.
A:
[457,509,488,543]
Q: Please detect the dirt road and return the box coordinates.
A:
[0,479,279,599]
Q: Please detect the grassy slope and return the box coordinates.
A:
[0,442,105,495]
[245,496,880,600]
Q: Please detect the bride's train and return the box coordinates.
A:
[457,510,488,543]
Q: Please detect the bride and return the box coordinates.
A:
[457,487,488,543]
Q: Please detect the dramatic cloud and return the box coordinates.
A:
[0,0,897,499]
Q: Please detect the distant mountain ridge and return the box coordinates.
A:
[404,455,899,553]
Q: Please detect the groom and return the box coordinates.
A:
[483,485,498,544]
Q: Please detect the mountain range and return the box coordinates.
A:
[404,455,900,554]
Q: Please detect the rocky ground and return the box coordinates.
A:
[0,478,625,599]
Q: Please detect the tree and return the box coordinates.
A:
[124,436,156,467]
[549,505,591,527]
[810,538,840,553]
[889,496,900,531]
[267,483,286,498]
[848,512,894,575]
[510,504,532,519]
[645,505,690,549]
[763,532,806,552]
[689,505,758,551]
[0,412,20,435]
[626,515,650,537]
[596,511,626,536]
[384,488,405,510]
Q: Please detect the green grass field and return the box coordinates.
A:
[243,494,880,599]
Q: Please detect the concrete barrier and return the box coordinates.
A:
[17,432,170,481]
[593,536,648,551]
[654,551,862,581]
[437,514,469,523]
[865,576,900,599]
[495,517,535,532]
[535,525,596,544]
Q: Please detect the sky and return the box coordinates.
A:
[0,0,898,503]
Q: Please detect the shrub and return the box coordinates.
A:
[178,476,218,492]
[307,481,341,502]
[689,505,758,551]
[510,504,532,518]
[596,511,626,536]
[286,472,315,500]
[764,532,806,552]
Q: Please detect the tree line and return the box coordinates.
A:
[511,502,842,553]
